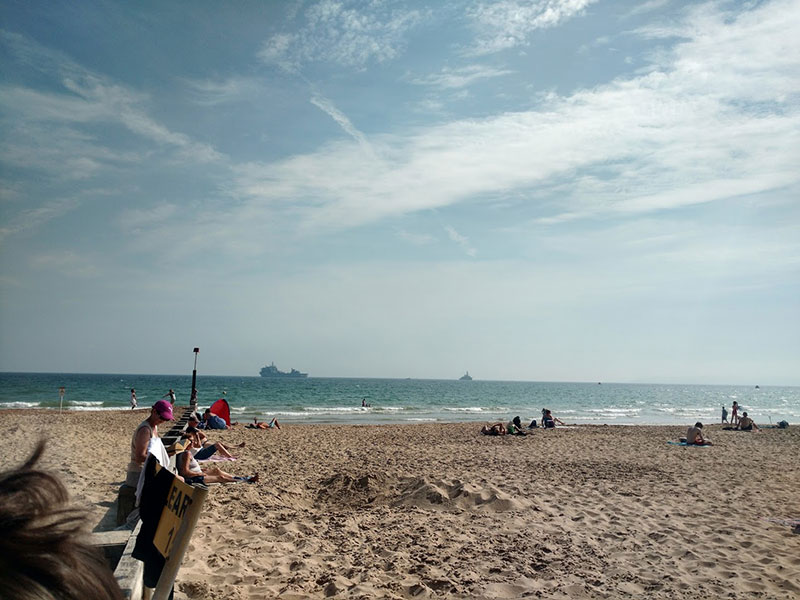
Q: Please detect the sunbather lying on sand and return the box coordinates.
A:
[247,417,280,429]
[481,423,506,436]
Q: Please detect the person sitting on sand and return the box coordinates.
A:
[542,409,565,428]
[481,423,506,436]
[203,408,228,430]
[247,417,281,430]
[187,415,244,458]
[182,425,240,460]
[506,416,527,435]
[177,431,258,485]
[735,412,759,431]
[686,422,712,446]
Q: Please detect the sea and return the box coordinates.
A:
[0,372,797,426]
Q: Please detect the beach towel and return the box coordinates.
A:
[210,398,232,427]
[135,437,171,504]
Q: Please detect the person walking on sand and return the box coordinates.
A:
[130,388,137,410]
[721,405,728,424]
[162,389,176,406]
[731,401,739,425]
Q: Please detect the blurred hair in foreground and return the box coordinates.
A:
[0,440,124,600]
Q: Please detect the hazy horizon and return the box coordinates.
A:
[1,1,798,385]
[0,369,793,388]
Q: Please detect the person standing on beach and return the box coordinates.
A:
[731,401,740,425]
[162,389,176,406]
[124,400,173,488]
[130,388,137,410]
[721,405,728,424]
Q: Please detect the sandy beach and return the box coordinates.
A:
[2,408,798,599]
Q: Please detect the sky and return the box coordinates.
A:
[1,0,798,384]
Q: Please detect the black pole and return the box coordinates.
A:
[190,347,199,407]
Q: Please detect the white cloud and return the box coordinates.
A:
[310,94,371,148]
[467,0,598,55]
[0,198,81,244]
[410,64,514,89]
[0,33,222,169]
[230,0,800,233]
[445,225,477,257]
[258,0,425,70]
[29,250,100,278]
[184,76,266,106]
[625,0,670,18]
[119,204,179,230]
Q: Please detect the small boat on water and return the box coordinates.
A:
[459,371,473,381]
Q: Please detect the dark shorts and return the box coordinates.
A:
[194,444,217,460]
[186,475,205,485]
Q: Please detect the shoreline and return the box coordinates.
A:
[3,409,799,599]
[1,407,792,428]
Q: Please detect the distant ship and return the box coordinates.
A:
[260,362,308,378]
[459,371,473,381]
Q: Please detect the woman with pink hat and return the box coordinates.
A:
[124,400,173,488]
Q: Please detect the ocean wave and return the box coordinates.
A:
[443,407,489,413]
[1,401,41,409]
[68,401,105,407]
[68,406,131,412]
[303,406,373,413]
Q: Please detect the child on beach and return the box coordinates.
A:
[721,405,728,424]
[130,388,137,409]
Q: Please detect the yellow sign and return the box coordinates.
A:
[153,476,197,558]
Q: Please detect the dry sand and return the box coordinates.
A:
[2,408,799,599]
